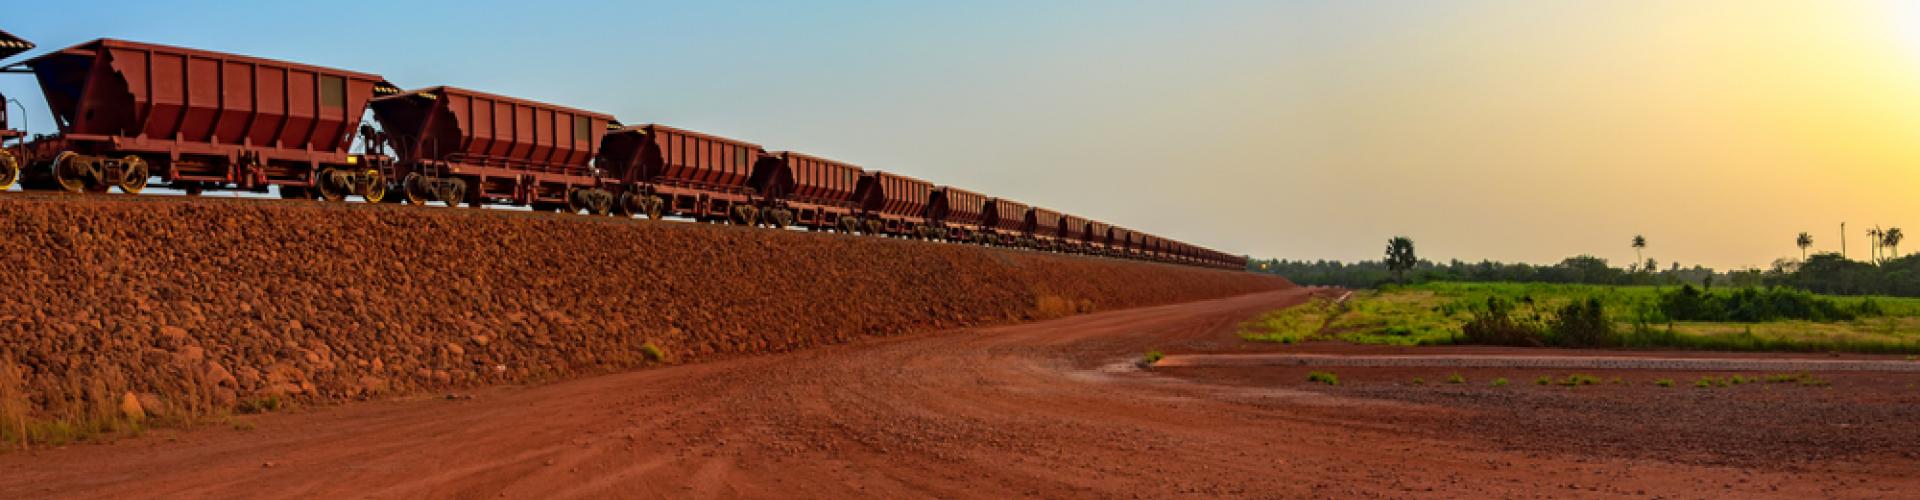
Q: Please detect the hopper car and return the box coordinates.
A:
[927,186,988,242]
[750,151,863,231]
[368,86,614,211]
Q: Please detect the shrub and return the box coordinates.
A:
[1490,378,1509,387]
[1307,371,1340,386]
[1654,378,1674,387]
[236,396,282,414]
[1657,285,1858,323]
[1549,298,1612,347]
[640,343,668,363]
[1460,296,1547,346]
[1447,373,1466,384]
[1142,350,1164,365]
[1411,377,1424,385]
[1535,376,1551,386]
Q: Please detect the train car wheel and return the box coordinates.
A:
[117,156,150,194]
[614,192,637,217]
[50,152,88,193]
[728,205,756,225]
[0,151,17,191]
[443,180,467,208]
[361,169,387,203]
[645,196,665,220]
[770,209,793,229]
[588,195,612,216]
[402,173,431,205]
[315,168,348,202]
[564,189,586,214]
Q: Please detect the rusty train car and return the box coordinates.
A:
[0,35,1248,271]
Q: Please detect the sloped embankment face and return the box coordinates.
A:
[0,196,1286,438]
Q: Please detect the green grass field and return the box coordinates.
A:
[1241,282,1920,353]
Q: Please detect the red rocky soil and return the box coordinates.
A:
[0,194,1281,431]
[4,288,1917,498]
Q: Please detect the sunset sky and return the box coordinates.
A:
[4,1,1919,269]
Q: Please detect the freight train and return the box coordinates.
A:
[0,31,1247,270]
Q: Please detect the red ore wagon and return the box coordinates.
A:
[747,151,863,230]
[1024,207,1063,249]
[1059,214,1088,252]
[1121,228,1144,255]
[14,38,398,198]
[369,86,614,211]
[597,123,773,224]
[0,28,34,191]
[850,170,934,236]
[981,198,1030,246]
[927,186,988,241]
[1085,220,1111,254]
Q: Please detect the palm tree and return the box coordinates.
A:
[1796,232,1813,260]
[1885,227,1904,260]
[1868,227,1884,264]
[1631,235,1647,271]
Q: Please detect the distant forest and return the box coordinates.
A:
[1252,253,1920,297]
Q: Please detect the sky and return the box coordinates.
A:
[4,0,1920,270]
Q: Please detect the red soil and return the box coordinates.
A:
[4,288,1916,498]
[0,193,1279,426]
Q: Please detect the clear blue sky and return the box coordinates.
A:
[8,1,1920,269]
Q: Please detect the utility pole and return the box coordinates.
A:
[1841,222,1847,261]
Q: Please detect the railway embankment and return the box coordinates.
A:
[0,195,1284,441]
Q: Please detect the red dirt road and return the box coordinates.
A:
[4,288,1915,498]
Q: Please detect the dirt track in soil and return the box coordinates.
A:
[5,288,1916,499]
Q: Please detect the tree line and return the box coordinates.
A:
[1252,255,1726,289]
[1252,232,1920,297]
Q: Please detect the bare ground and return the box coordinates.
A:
[3,288,1917,498]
